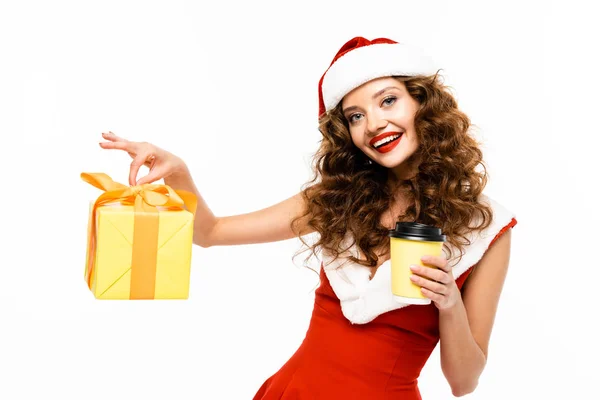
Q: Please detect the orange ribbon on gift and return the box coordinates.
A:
[81,172,197,299]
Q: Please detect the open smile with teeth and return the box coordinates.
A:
[373,133,402,149]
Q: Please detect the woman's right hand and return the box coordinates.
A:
[99,131,188,186]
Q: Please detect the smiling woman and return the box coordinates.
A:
[343,81,421,170]
[99,36,517,399]
[300,69,496,274]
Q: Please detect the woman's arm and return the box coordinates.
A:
[164,166,314,248]
[438,228,513,396]
[99,132,314,249]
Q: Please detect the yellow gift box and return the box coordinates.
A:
[81,172,197,299]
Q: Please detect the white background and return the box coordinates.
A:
[0,0,597,399]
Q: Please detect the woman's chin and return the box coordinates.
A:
[375,156,407,169]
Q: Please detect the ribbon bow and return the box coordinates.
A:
[81,172,197,299]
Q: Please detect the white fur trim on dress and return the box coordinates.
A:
[321,194,516,324]
[321,42,439,113]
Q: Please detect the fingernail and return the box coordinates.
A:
[410,265,418,271]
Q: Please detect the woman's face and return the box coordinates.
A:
[341,77,421,179]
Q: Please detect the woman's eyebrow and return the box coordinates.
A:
[342,86,401,115]
[372,86,401,99]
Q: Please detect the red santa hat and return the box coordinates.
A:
[318,37,439,118]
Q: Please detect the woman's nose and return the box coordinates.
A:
[366,113,387,135]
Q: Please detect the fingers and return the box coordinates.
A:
[100,131,135,151]
[410,274,447,295]
[98,131,163,186]
[136,167,162,186]
[420,287,445,303]
[99,140,133,151]
[413,256,460,310]
[410,264,449,284]
[102,131,128,142]
[129,153,155,186]
[421,255,451,272]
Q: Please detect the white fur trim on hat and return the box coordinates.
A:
[321,194,517,324]
[321,43,439,113]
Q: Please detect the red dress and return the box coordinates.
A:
[253,217,517,400]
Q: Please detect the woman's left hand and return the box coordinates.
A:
[409,255,461,310]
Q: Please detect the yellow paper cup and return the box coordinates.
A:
[388,222,446,305]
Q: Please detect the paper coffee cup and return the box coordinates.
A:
[388,222,446,305]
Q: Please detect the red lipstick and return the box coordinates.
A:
[369,131,403,154]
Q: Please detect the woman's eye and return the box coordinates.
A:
[382,96,397,107]
[349,114,363,123]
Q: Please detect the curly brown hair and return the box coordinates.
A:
[290,73,494,271]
